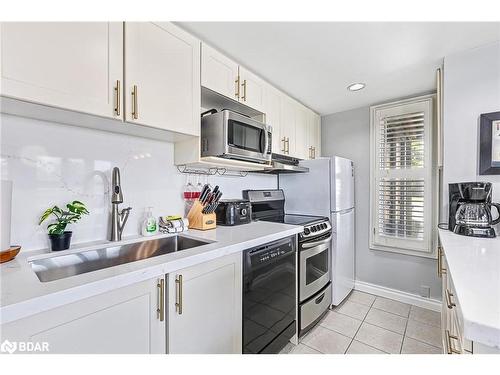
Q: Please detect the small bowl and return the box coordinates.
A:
[0,246,21,264]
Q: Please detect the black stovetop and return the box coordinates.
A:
[259,214,327,226]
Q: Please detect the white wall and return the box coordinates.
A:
[322,107,442,299]
[442,41,500,219]
[0,114,277,251]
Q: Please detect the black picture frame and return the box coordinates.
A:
[479,111,500,175]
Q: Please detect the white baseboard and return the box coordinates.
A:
[354,280,441,312]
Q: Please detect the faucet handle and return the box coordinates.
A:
[121,207,132,215]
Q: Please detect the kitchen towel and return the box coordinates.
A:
[159,216,189,233]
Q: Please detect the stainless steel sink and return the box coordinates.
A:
[30,235,211,282]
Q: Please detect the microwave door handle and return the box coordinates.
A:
[262,128,269,156]
[259,128,266,156]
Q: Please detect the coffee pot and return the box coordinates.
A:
[449,182,500,238]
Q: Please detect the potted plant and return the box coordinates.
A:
[39,201,89,251]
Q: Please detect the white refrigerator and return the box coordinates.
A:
[279,156,355,306]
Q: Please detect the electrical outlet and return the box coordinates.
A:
[420,285,431,298]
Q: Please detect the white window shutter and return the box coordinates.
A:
[370,96,435,256]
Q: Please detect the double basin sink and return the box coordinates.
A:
[30,235,211,282]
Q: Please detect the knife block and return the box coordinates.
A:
[187,200,216,231]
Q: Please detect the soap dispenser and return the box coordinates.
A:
[141,207,158,236]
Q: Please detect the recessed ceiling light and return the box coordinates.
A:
[347,83,365,91]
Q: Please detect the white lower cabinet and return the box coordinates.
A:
[0,278,166,354]
[167,252,242,354]
[439,246,499,354]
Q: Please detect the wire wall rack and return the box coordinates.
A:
[176,165,249,177]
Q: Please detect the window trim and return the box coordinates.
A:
[369,94,437,258]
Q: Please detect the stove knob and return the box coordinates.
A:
[304,228,310,235]
[315,225,321,231]
[321,223,326,229]
[241,208,247,216]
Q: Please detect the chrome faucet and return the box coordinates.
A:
[110,167,132,241]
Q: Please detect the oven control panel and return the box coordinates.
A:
[301,220,331,240]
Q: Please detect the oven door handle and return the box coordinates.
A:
[301,235,332,249]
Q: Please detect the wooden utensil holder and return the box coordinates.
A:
[187,200,216,230]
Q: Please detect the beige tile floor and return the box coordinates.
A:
[281,290,442,354]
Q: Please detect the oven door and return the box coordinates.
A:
[299,236,331,302]
[225,114,271,163]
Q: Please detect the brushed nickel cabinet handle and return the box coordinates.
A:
[157,278,164,321]
[114,80,121,116]
[445,289,456,309]
[131,85,138,120]
[281,137,286,153]
[235,76,240,99]
[175,274,183,315]
[286,138,290,154]
[241,79,247,101]
[445,330,461,354]
[313,147,316,159]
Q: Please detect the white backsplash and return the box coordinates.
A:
[0,114,277,252]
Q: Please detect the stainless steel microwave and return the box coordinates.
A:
[201,110,272,164]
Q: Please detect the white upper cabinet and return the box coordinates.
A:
[201,44,239,100]
[263,84,283,154]
[294,105,310,159]
[313,113,321,158]
[125,22,200,135]
[1,22,123,119]
[238,66,266,113]
[201,43,265,113]
[306,110,321,159]
[280,95,297,157]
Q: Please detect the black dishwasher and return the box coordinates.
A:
[242,235,297,354]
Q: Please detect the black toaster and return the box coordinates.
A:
[215,199,252,226]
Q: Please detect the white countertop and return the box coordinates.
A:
[438,229,500,349]
[0,221,302,325]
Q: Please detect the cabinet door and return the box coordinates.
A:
[313,113,321,158]
[294,105,309,159]
[201,43,239,100]
[125,22,201,135]
[0,278,165,354]
[239,66,266,112]
[1,22,123,119]
[280,96,296,156]
[263,85,284,154]
[168,253,242,354]
[306,111,321,159]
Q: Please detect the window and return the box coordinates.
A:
[370,95,436,257]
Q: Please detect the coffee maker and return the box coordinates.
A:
[449,182,500,238]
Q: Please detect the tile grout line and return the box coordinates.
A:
[298,293,440,354]
[342,295,370,354]
[345,297,378,353]
[399,312,410,354]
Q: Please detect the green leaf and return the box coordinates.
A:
[47,223,66,235]
[38,208,54,225]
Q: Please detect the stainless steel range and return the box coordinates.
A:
[243,189,332,337]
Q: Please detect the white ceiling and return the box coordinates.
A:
[178,22,500,115]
